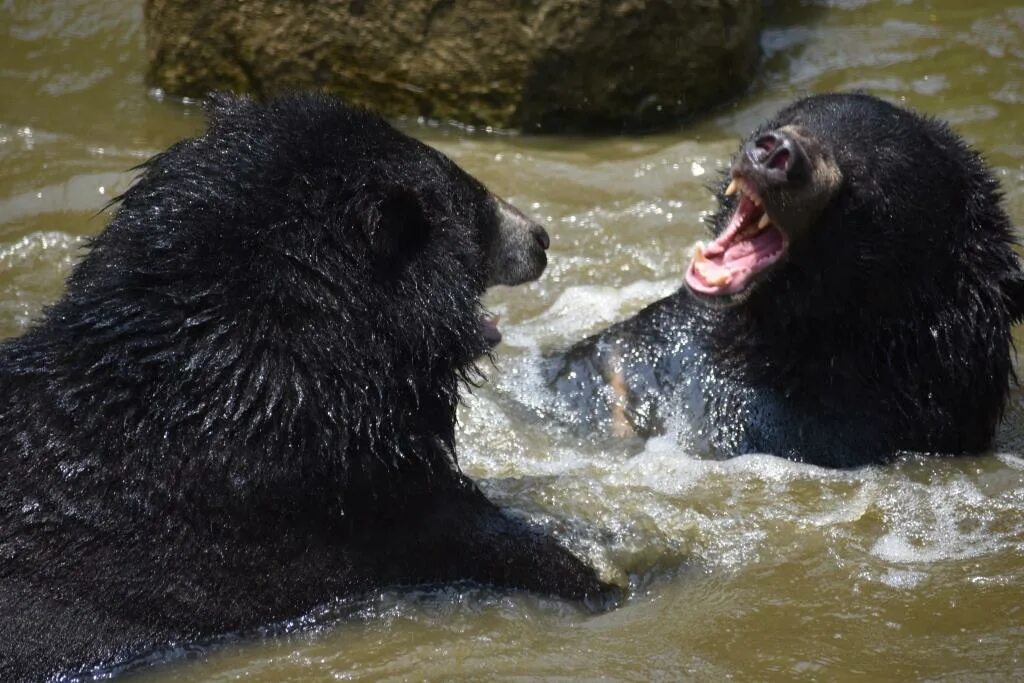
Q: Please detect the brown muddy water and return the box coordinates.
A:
[2,0,1024,680]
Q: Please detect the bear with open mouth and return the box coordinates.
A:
[545,92,1023,467]
[0,92,609,681]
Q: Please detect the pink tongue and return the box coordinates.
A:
[686,225,786,295]
[722,228,783,268]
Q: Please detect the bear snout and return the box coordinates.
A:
[532,221,551,250]
[738,129,808,187]
[483,196,550,288]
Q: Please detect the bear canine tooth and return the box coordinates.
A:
[724,179,738,196]
[743,180,758,203]
[757,213,771,230]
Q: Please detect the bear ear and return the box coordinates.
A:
[358,182,431,263]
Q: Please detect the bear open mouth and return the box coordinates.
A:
[480,314,502,347]
[685,176,788,297]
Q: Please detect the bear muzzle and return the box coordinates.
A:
[483,196,550,288]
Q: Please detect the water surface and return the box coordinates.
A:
[2,0,1023,679]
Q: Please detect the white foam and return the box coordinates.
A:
[0,231,79,264]
[868,474,1003,564]
[0,231,83,335]
[501,279,678,346]
[877,568,928,590]
[464,351,1024,582]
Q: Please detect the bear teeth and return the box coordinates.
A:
[726,176,764,208]
[746,186,762,207]
[742,212,772,238]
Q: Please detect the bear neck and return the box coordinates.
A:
[698,270,1012,449]
[10,286,477,522]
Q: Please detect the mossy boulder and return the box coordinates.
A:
[145,0,761,132]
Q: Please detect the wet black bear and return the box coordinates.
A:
[546,93,1023,467]
[0,93,608,681]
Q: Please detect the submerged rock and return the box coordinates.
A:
[144,0,761,132]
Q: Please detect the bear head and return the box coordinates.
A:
[685,92,1018,320]
[39,92,550,509]
[682,92,1021,451]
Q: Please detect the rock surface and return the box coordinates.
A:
[145,0,761,132]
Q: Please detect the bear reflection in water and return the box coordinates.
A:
[546,93,1024,467]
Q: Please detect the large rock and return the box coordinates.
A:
[145,0,761,132]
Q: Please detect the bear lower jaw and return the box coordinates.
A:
[480,314,502,347]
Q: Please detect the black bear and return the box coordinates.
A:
[545,93,1023,467]
[0,93,608,681]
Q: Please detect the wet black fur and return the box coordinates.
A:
[0,93,606,681]
[546,93,1023,467]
